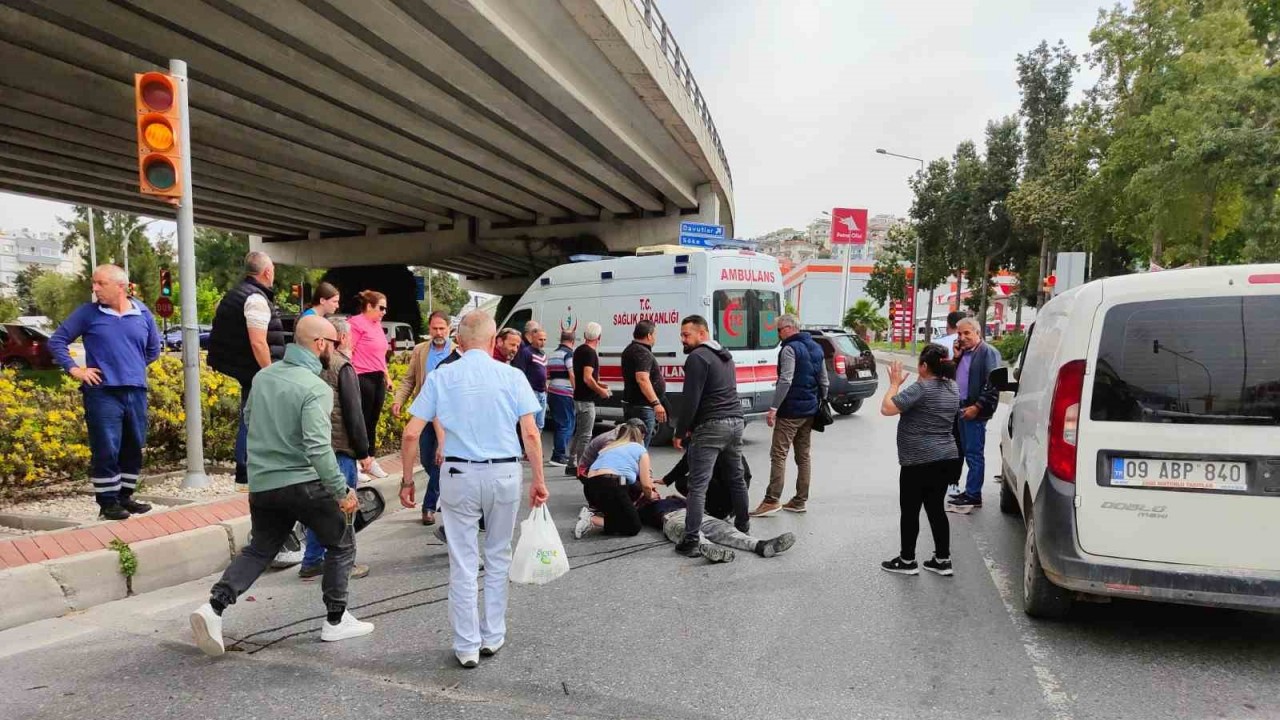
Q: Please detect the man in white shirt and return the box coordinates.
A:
[933,311,967,360]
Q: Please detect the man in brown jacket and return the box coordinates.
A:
[391,311,452,525]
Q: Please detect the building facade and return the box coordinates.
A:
[0,229,80,295]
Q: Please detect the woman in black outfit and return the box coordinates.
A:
[879,344,961,576]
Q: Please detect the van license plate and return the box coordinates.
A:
[1109,458,1248,492]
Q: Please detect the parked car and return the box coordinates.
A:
[802,327,878,414]
[1,323,84,370]
[994,264,1280,619]
[163,324,212,351]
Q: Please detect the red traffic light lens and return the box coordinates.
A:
[143,156,177,190]
[139,72,174,112]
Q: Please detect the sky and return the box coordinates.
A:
[1,0,1105,243]
[656,0,1106,237]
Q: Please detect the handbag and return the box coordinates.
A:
[813,393,835,432]
[510,506,570,585]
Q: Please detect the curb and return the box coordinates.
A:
[0,453,414,631]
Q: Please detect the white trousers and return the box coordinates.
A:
[439,461,521,654]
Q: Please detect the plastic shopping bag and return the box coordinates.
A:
[510,506,570,585]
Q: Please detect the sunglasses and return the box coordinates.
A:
[317,336,340,346]
[376,306,387,312]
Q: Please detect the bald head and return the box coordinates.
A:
[295,314,335,346]
[456,310,497,351]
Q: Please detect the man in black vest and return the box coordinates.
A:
[208,251,287,487]
[752,314,827,517]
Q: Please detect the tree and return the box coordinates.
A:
[59,207,166,304]
[195,229,250,292]
[843,298,888,340]
[0,296,19,323]
[31,272,85,325]
[908,162,960,337]
[13,265,45,315]
[415,269,471,318]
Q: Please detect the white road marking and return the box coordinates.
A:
[971,530,1074,720]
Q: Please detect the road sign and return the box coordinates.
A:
[679,234,717,248]
[830,208,868,245]
[155,296,174,318]
[415,275,426,301]
[680,221,724,238]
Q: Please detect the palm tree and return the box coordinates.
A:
[843,299,887,340]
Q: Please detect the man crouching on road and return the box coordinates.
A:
[398,311,549,669]
[190,316,373,656]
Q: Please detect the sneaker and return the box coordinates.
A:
[749,500,781,517]
[118,497,152,514]
[480,638,504,657]
[433,524,447,544]
[755,532,797,558]
[922,557,954,576]
[350,563,370,580]
[189,603,225,657]
[673,538,701,557]
[545,457,565,467]
[368,461,390,479]
[320,611,374,642]
[564,465,578,477]
[880,556,920,575]
[456,651,479,668]
[98,504,130,521]
[358,472,372,484]
[948,494,982,508]
[298,564,323,579]
[698,543,735,563]
[573,507,594,539]
[781,500,807,514]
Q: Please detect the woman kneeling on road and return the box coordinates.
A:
[879,344,961,577]
[574,423,658,538]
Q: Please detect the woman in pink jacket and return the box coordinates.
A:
[349,290,392,478]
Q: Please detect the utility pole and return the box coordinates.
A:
[87,207,97,301]
[172,59,208,489]
[876,149,925,354]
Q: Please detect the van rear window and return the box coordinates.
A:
[1090,296,1280,426]
[714,290,781,350]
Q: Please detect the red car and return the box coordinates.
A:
[0,323,84,371]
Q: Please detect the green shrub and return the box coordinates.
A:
[991,332,1027,363]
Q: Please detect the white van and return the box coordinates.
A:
[501,250,784,442]
[994,264,1280,618]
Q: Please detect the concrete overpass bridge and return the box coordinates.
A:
[0,0,733,293]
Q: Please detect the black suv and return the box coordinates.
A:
[803,328,878,414]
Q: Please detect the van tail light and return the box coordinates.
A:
[834,355,846,376]
[1047,359,1086,483]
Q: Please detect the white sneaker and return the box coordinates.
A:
[368,461,390,479]
[320,611,375,642]
[480,638,504,657]
[456,650,479,668]
[357,472,372,484]
[190,603,225,657]
[573,506,593,539]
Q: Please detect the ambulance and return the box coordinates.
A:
[500,249,784,444]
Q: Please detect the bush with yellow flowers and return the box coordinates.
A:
[1,353,411,501]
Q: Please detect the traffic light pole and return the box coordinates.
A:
[172,59,208,489]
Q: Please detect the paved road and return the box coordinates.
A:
[3,378,1278,720]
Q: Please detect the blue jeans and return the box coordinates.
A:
[624,404,657,448]
[302,454,358,568]
[83,386,147,508]
[418,422,441,513]
[534,391,547,430]
[547,393,575,459]
[235,380,251,485]
[959,418,988,497]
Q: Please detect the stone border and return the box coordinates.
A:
[0,455,410,631]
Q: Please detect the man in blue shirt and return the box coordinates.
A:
[48,265,162,520]
[398,311,549,669]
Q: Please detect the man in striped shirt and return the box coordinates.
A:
[545,330,576,466]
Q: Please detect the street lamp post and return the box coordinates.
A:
[122,218,160,281]
[876,148,925,355]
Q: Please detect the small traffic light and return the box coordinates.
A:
[128,282,138,297]
[290,283,302,301]
[134,71,183,199]
[160,268,172,297]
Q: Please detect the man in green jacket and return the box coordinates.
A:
[190,316,374,657]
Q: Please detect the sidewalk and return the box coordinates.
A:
[0,453,414,631]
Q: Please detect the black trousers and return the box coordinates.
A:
[582,474,642,536]
[899,459,960,561]
[358,371,386,452]
[210,481,355,615]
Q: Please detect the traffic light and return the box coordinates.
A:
[290,283,302,302]
[128,282,138,297]
[160,268,172,297]
[134,71,183,199]
[1041,273,1057,295]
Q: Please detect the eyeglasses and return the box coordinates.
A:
[376,306,387,312]
[317,337,339,346]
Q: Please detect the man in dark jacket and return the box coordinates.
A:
[207,251,286,487]
[752,315,828,517]
[672,315,749,557]
[949,317,1002,509]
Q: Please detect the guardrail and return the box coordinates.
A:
[630,0,733,187]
